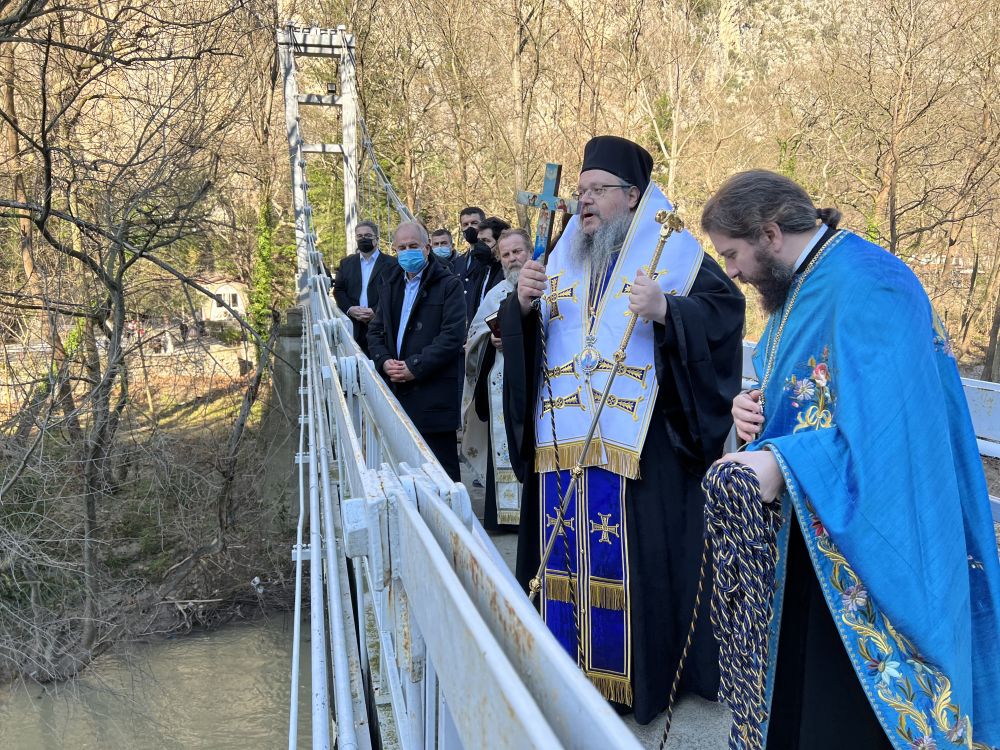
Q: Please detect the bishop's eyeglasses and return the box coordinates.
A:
[571,183,633,200]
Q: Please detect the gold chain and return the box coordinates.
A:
[758,233,839,416]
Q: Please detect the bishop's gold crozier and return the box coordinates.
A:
[528,209,685,603]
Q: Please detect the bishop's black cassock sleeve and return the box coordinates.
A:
[498,293,541,483]
[654,254,745,472]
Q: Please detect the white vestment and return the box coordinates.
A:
[461,279,522,525]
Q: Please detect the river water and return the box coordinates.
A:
[0,615,312,749]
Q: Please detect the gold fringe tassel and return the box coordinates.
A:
[589,580,626,610]
[535,440,641,481]
[535,439,606,476]
[603,445,641,480]
[587,671,633,706]
[544,574,574,604]
[497,509,521,525]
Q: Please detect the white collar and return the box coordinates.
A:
[792,224,828,273]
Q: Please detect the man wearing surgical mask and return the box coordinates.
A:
[430,228,459,272]
[367,221,467,480]
[334,220,393,356]
[462,215,509,324]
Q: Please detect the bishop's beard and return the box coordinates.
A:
[749,247,795,313]
[568,212,632,283]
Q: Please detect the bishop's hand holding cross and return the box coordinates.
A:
[516,259,548,315]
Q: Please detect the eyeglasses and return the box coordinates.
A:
[571,183,632,200]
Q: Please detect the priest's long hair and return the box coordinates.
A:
[701,170,842,242]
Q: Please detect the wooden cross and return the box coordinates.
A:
[515,162,579,261]
[590,513,621,545]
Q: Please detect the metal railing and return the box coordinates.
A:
[279,29,640,746]
[289,244,644,748]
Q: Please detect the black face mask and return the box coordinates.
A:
[472,241,493,262]
[357,237,376,254]
[462,226,479,245]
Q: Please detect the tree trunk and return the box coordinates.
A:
[3,43,83,442]
[982,296,1000,383]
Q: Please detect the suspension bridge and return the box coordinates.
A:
[276,24,1000,750]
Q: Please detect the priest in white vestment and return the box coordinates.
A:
[461,228,530,530]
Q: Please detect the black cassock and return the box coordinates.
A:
[499,254,745,724]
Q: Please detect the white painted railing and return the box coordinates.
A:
[290,252,643,749]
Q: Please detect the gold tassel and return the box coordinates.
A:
[544,574,574,604]
[603,445,641,481]
[589,580,626,610]
[497,509,521,525]
[586,672,633,706]
[535,439,607,475]
[535,441,642,481]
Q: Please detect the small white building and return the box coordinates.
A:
[197,275,249,322]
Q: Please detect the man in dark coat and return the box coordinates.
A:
[453,206,484,280]
[462,215,507,323]
[368,220,467,481]
[334,220,394,356]
[501,135,745,723]
[430,228,460,272]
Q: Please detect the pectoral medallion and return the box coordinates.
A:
[579,335,601,376]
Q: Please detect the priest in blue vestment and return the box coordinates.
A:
[705,170,1000,750]
[499,136,745,722]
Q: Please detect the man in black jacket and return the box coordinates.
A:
[333,220,394,356]
[367,220,467,481]
[454,206,492,323]
[454,206,484,279]
[463,215,508,323]
[430,228,460,272]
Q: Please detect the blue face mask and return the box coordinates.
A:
[432,246,452,259]
[397,248,427,274]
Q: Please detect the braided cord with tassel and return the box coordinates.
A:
[659,460,783,750]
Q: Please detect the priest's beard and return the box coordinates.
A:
[748,247,795,313]
[569,212,631,292]
[505,264,522,286]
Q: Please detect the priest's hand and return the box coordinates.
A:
[628,269,667,324]
[733,389,764,442]
[517,260,547,316]
[491,334,503,351]
[717,449,785,503]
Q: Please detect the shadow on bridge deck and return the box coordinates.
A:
[459,460,733,750]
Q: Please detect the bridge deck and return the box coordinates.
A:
[462,465,731,750]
